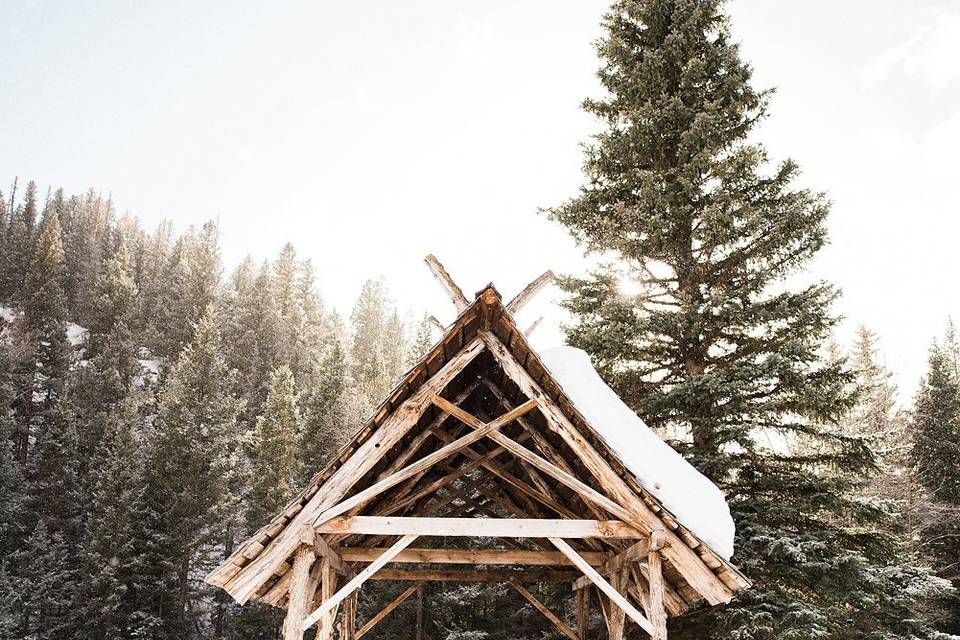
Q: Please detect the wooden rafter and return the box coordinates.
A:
[507,270,555,313]
[424,254,469,311]
[524,316,544,336]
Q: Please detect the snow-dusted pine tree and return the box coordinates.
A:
[546,1,953,637]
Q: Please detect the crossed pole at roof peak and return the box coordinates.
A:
[423,254,555,333]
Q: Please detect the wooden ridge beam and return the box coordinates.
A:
[339,547,608,566]
[316,516,644,539]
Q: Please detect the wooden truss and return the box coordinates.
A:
[206,256,749,640]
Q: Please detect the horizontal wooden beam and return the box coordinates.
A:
[370,567,580,582]
[316,517,645,539]
[339,547,608,567]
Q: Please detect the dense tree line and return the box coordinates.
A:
[0,184,436,639]
[2,2,959,639]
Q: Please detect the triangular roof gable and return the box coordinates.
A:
[207,284,748,609]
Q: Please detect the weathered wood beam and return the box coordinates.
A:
[316,516,643,539]
[339,547,608,566]
[340,591,357,640]
[311,399,538,528]
[647,532,668,640]
[355,581,424,640]
[427,315,445,332]
[281,545,317,640]
[509,578,581,640]
[549,538,655,637]
[480,330,733,605]
[303,534,419,631]
[507,270,555,313]
[213,337,484,604]
[369,567,579,582]
[575,587,589,640]
[424,254,469,311]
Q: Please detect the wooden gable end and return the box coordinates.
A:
[206,264,748,637]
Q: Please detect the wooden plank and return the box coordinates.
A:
[648,538,667,640]
[481,330,733,606]
[316,557,335,640]
[281,545,316,640]
[424,254,469,311]
[524,316,544,337]
[339,547,608,566]
[355,581,424,639]
[303,535,419,630]
[212,337,485,604]
[572,539,649,591]
[316,516,644,539]
[311,399,538,528]
[549,538,655,636]
[341,592,356,640]
[369,567,579,582]
[506,270,555,312]
[509,578,581,640]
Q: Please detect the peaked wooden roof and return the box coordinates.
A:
[207,281,749,614]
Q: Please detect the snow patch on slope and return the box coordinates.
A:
[67,323,88,346]
[539,346,735,560]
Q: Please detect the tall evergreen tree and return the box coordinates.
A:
[547,1,951,637]
[142,309,244,639]
[6,180,39,300]
[912,333,960,632]
[247,366,300,528]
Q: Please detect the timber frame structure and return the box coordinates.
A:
[206,256,750,640]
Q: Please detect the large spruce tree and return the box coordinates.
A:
[548,1,950,637]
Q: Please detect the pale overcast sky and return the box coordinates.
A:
[1,1,958,400]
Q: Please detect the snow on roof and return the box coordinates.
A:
[539,346,735,560]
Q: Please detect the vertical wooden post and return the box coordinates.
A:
[340,590,356,640]
[281,544,317,640]
[647,533,668,640]
[575,587,588,640]
[315,557,335,640]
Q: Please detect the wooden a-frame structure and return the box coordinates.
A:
[206,256,750,640]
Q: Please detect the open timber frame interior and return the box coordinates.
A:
[205,255,751,640]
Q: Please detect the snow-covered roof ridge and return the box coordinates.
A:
[539,345,735,560]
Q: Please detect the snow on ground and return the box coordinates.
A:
[539,346,736,560]
[0,305,15,323]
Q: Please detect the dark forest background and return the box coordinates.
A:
[2,1,960,639]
